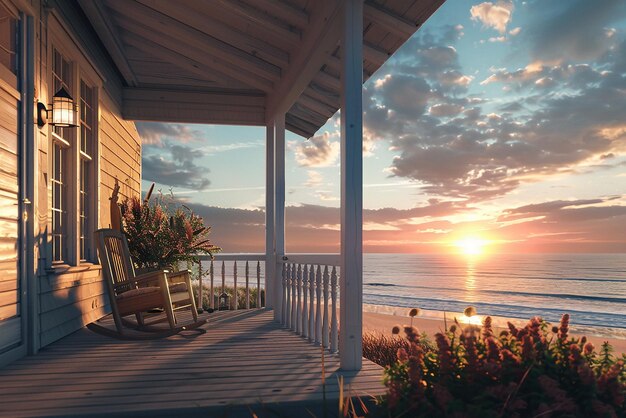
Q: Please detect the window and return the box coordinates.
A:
[0,4,17,74]
[49,41,100,267]
[51,48,72,263]
[79,80,96,261]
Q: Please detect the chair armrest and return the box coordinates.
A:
[134,270,168,287]
[166,270,192,284]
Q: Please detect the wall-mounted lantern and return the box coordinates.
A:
[37,86,79,128]
[218,291,231,311]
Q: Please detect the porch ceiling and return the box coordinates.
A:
[78,0,444,138]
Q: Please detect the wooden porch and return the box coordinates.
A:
[0,309,384,417]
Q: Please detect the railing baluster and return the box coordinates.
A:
[233,261,238,310]
[308,264,315,341]
[302,265,308,338]
[322,265,329,348]
[197,260,203,312]
[245,261,250,310]
[285,264,292,328]
[315,265,322,344]
[281,263,287,324]
[330,266,338,353]
[256,261,262,308]
[296,264,302,334]
[291,263,297,331]
[221,261,225,296]
[210,260,214,310]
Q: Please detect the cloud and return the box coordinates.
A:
[136,122,203,145]
[375,74,433,118]
[167,193,626,253]
[498,199,607,222]
[377,17,626,205]
[525,0,625,63]
[142,143,211,190]
[304,170,323,188]
[429,103,464,117]
[294,131,339,167]
[470,1,514,34]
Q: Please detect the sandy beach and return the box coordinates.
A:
[363,310,626,355]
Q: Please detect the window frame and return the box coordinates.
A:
[49,47,74,265]
[78,78,98,263]
[47,17,101,269]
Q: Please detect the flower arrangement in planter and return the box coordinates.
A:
[380,312,625,417]
[119,185,220,270]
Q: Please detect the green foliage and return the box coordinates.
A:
[378,314,626,417]
[119,190,220,269]
[193,284,265,310]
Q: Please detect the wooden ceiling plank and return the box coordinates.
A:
[123,88,265,107]
[285,112,320,138]
[135,0,290,69]
[363,42,390,67]
[284,121,311,139]
[121,33,267,92]
[364,2,417,39]
[304,83,340,108]
[297,94,336,118]
[106,0,280,83]
[213,0,301,46]
[123,88,266,125]
[78,0,138,86]
[114,14,274,92]
[313,71,340,91]
[251,0,309,29]
[289,103,327,124]
[265,0,343,121]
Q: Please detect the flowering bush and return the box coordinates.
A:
[382,314,626,417]
[119,190,220,270]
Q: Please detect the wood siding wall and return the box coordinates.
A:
[0,65,21,354]
[99,93,141,230]
[34,8,141,349]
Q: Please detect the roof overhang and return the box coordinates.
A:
[77,0,445,138]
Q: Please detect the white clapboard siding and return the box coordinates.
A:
[0,72,20,354]
[39,89,142,348]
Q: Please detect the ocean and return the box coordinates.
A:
[202,253,626,337]
[362,253,626,337]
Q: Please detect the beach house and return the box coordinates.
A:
[0,0,442,414]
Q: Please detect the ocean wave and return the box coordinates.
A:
[363,293,626,329]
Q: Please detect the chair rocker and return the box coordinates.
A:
[89,228,205,339]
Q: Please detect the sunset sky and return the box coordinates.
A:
[136,0,626,254]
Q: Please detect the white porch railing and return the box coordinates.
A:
[280,254,340,353]
[195,254,265,310]
[192,253,340,354]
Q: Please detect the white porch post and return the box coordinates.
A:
[340,0,364,371]
[273,114,286,322]
[265,123,275,310]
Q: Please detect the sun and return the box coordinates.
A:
[455,236,488,256]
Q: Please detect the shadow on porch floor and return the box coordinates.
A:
[0,310,384,417]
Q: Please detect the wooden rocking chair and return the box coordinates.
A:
[89,228,205,339]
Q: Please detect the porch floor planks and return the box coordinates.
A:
[0,310,385,417]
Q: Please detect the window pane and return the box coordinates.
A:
[51,49,73,263]
[80,80,96,262]
[0,5,17,74]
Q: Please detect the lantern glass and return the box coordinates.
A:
[51,87,78,127]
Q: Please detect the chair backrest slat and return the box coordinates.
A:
[95,228,136,296]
